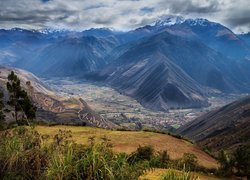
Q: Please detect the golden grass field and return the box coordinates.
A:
[140,168,220,180]
[35,125,218,169]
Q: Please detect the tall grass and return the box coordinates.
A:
[0,126,212,179]
[0,127,146,179]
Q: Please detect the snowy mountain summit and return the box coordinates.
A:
[154,15,217,27]
[155,15,185,27]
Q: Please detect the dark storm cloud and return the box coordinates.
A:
[220,1,250,32]
[226,16,250,27]
[223,8,250,26]
[0,9,74,21]
[93,17,116,25]
[0,0,249,33]
[167,0,220,14]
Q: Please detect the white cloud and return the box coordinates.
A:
[0,0,249,33]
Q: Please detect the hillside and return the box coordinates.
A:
[0,66,115,128]
[129,16,250,60]
[104,52,208,111]
[239,32,250,47]
[89,30,250,110]
[105,31,250,93]
[178,96,250,153]
[35,125,218,169]
[15,36,119,77]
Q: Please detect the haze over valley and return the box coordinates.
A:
[44,77,243,130]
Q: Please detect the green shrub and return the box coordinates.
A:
[0,126,48,179]
[149,150,170,168]
[169,153,199,172]
[128,145,154,164]
[233,145,250,177]
[216,150,234,177]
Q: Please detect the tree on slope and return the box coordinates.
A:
[6,71,37,125]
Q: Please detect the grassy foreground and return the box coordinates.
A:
[0,125,221,179]
[140,168,220,180]
[35,125,218,169]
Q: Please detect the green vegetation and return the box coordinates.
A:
[0,126,215,179]
[178,153,198,171]
[217,146,250,178]
[6,71,37,126]
[0,127,146,179]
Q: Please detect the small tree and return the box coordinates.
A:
[233,145,250,177]
[180,153,198,171]
[217,150,234,176]
[128,145,154,164]
[6,71,37,125]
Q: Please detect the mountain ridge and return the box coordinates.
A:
[178,96,250,153]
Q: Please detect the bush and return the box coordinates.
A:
[216,150,234,177]
[171,153,199,171]
[233,145,250,177]
[128,145,154,164]
[216,146,250,178]
[149,150,170,168]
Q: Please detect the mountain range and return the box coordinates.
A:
[1,15,250,111]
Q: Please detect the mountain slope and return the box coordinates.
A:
[106,53,208,111]
[131,16,250,60]
[173,18,250,60]
[239,32,250,49]
[0,66,115,128]
[15,36,119,77]
[108,31,250,93]
[178,96,250,153]
[91,32,214,111]
[89,30,250,110]
[0,28,54,65]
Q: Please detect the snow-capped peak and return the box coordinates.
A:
[38,28,69,34]
[154,15,185,27]
[154,15,217,28]
[185,18,217,27]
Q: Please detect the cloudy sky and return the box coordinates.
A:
[0,0,249,33]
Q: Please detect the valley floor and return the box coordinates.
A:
[43,77,245,130]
